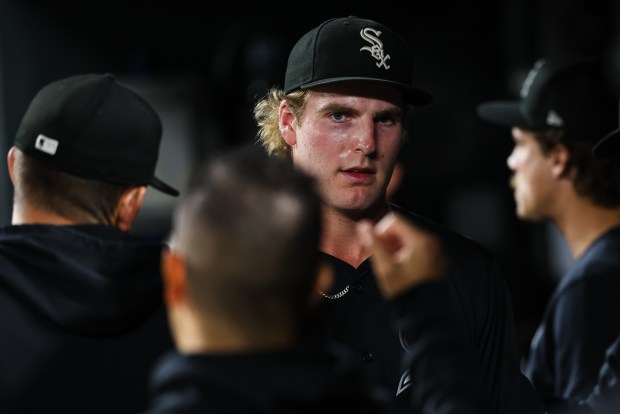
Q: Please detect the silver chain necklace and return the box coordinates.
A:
[319,285,350,300]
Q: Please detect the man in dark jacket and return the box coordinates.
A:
[144,145,382,413]
[0,73,179,413]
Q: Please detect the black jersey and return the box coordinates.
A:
[302,204,546,414]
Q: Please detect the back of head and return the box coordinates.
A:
[12,73,179,223]
[170,144,322,331]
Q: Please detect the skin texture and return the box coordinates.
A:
[507,127,566,221]
[357,212,445,298]
[279,81,405,267]
[7,146,146,230]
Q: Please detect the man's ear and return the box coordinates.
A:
[7,146,17,185]
[307,260,334,307]
[550,143,572,179]
[162,247,188,307]
[115,186,147,231]
[279,101,297,147]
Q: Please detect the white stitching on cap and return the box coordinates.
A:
[360,28,391,70]
[520,59,545,98]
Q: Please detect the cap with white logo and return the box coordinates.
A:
[284,16,433,106]
[476,55,618,144]
[14,73,179,196]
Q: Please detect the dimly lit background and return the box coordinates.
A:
[1,0,619,356]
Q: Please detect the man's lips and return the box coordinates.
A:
[341,167,376,183]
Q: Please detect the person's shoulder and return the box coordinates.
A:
[390,204,495,259]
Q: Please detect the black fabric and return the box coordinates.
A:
[302,204,546,414]
[391,280,490,413]
[0,224,174,414]
[525,226,620,404]
[476,56,617,144]
[144,345,382,414]
[284,16,433,106]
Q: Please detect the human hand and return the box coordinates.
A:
[357,212,446,299]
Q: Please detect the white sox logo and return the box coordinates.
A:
[359,28,391,69]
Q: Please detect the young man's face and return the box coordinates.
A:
[282,81,405,216]
[507,127,558,221]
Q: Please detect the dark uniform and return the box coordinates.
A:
[303,204,546,414]
[145,344,380,414]
[0,224,174,414]
[525,226,620,404]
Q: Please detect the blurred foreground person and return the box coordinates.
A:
[145,144,379,413]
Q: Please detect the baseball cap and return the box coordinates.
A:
[14,73,179,196]
[592,128,620,158]
[284,16,433,106]
[477,55,618,143]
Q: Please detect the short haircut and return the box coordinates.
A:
[169,144,323,334]
[12,148,129,224]
[534,130,620,207]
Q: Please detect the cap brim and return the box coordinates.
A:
[150,176,180,197]
[592,128,620,159]
[296,77,433,106]
[476,100,544,130]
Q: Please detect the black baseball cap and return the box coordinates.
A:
[592,128,620,158]
[477,55,618,143]
[284,16,433,106]
[14,73,179,196]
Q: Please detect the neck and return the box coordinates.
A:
[170,306,296,354]
[12,206,80,225]
[553,197,620,259]
[320,202,390,267]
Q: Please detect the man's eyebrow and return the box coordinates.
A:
[316,102,360,115]
[377,107,403,118]
[316,102,402,118]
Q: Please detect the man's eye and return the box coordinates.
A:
[331,112,346,122]
[377,115,396,125]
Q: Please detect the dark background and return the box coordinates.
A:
[1,0,619,356]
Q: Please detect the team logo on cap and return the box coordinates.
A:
[35,134,59,155]
[360,28,391,69]
[520,59,545,98]
[546,110,564,127]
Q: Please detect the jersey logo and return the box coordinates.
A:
[360,28,391,70]
[396,329,412,395]
[396,369,412,396]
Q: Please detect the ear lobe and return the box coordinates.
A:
[7,146,16,184]
[551,144,572,179]
[279,101,297,146]
[162,248,188,307]
[116,186,147,231]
